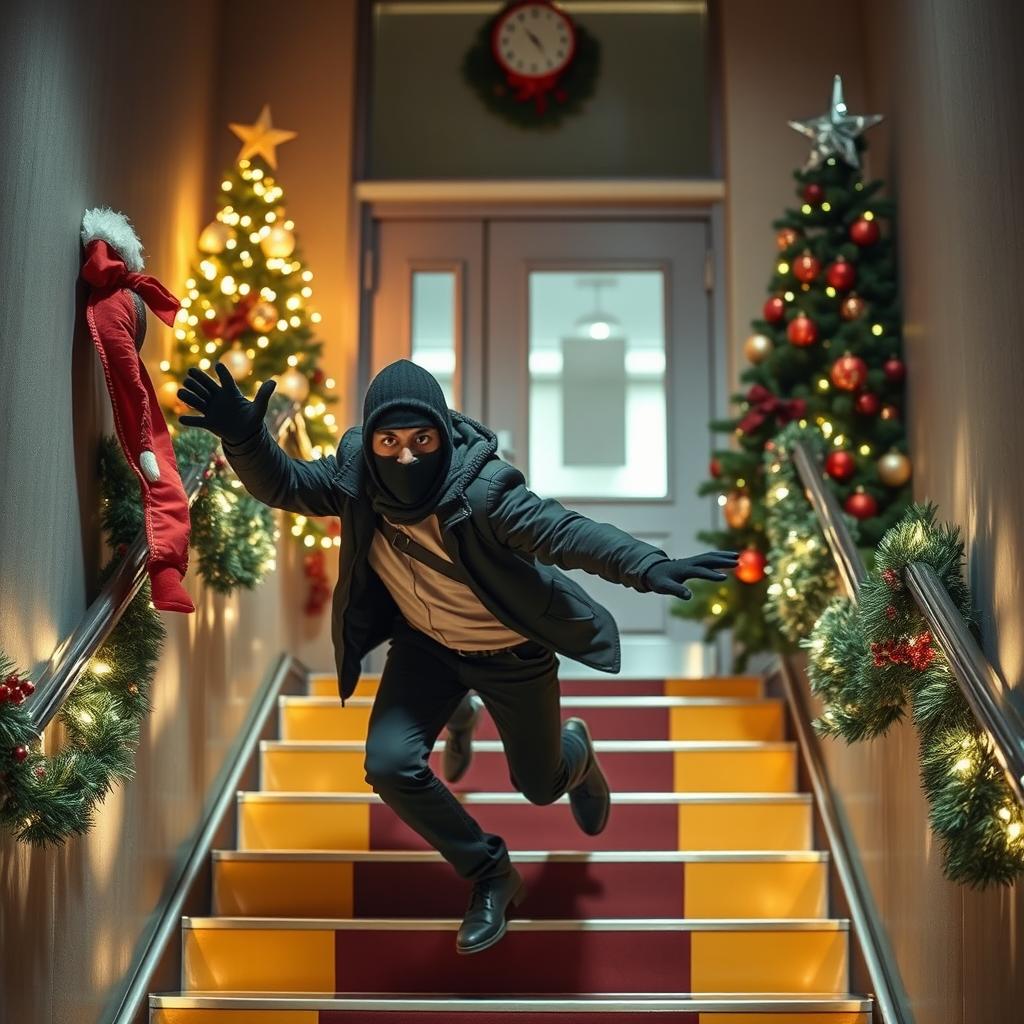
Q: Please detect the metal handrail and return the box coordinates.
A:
[790,438,1024,805]
[29,402,302,738]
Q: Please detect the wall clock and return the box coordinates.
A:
[462,0,600,128]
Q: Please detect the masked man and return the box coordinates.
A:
[178,358,737,954]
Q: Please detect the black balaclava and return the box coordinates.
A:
[361,359,455,524]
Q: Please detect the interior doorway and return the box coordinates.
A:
[366,213,721,677]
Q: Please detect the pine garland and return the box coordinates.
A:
[0,431,275,845]
[762,421,861,642]
[803,502,1024,886]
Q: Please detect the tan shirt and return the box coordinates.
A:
[368,513,529,651]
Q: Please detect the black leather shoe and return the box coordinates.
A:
[563,717,611,836]
[443,693,484,784]
[456,866,527,955]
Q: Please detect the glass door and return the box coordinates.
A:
[370,216,717,676]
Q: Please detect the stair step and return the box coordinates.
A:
[151,992,873,1022]
[181,917,850,996]
[260,740,798,794]
[280,696,786,743]
[212,849,829,920]
[308,673,766,699]
[238,791,813,852]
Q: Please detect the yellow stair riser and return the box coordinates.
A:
[280,702,784,743]
[260,748,797,794]
[152,1012,869,1024]
[213,860,827,919]
[182,927,847,994]
[307,675,765,699]
[238,798,812,851]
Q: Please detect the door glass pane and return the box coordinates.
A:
[410,270,457,408]
[528,271,668,499]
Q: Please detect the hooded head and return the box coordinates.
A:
[361,359,455,519]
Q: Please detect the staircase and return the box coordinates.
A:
[150,671,872,1022]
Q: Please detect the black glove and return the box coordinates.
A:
[177,363,276,445]
[643,550,740,600]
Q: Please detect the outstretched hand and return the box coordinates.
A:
[177,362,276,446]
[643,550,740,601]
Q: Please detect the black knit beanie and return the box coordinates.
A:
[361,359,455,509]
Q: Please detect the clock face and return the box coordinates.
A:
[492,2,576,79]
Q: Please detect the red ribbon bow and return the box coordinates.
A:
[81,239,181,327]
[200,292,257,342]
[737,384,807,434]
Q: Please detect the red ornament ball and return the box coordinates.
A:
[830,353,869,391]
[855,391,882,416]
[326,519,341,537]
[13,744,29,763]
[883,357,906,383]
[825,450,857,482]
[844,491,879,519]
[763,295,786,323]
[802,182,825,204]
[709,457,722,479]
[787,313,819,347]
[850,216,881,246]
[312,368,326,385]
[793,252,821,283]
[826,257,857,291]
[735,547,768,585]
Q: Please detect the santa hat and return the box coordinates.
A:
[80,207,195,614]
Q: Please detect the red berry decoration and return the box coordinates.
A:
[763,295,786,323]
[10,690,25,706]
[13,744,29,763]
[855,391,881,416]
[0,685,10,703]
[826,257,857,291]
[793,252,821,283]
[883,357,906,383]
[844,491,879,519]
[19,679,35,697]
[735,547,768,585]
[830,353,869,391]
[802,182,825,204]
[850,216,881,246]
[787,313,819,347]
[825,450,857,482]
[709,457,722,479]
[33,764,46,779]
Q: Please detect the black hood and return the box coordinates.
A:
[359,358,498,524]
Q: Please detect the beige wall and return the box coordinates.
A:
[0,2,357,1021]
[721,2,1024,1021]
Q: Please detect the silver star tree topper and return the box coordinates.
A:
[788,74,884,171]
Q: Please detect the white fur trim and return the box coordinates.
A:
[81,207,145,271]
[139,450,161,482]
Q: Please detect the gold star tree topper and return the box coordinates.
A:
[229,104,297,170]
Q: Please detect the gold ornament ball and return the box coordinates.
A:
[222,345,253,382]
[276,366,310,401]
[198,220,233,254]
[260,225,296,259]
[744,333,774,364]
[723,490,752,529]
[776,227,800,252]
[840,294,867,321]
[159,379,187,416]
[247,300,279,333]
[877,451,912,487]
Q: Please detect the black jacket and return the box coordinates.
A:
[222,411,669,702]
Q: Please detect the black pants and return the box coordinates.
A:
[362,616,590,883]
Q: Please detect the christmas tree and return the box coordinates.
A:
[676,76,911,667]
[158,105,341,614]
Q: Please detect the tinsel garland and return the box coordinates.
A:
[762,421,861,642]
[0,432,275,845]
[802,502,1024,886]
